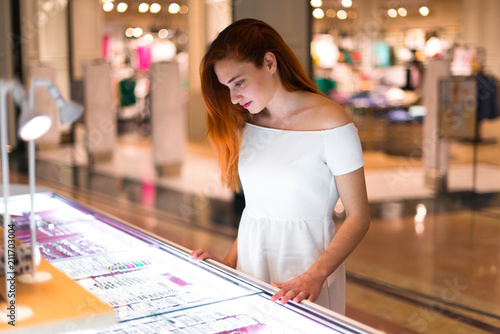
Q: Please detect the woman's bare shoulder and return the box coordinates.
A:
[301,93,351,131]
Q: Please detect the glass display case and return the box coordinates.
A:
[5,192,381,333]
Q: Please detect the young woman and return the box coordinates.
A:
[190,18,370,315]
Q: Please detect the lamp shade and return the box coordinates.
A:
[46,85,83,124]
[59,101,84,124]
[18,103,53,141]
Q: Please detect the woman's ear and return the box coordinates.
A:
[264,52,277,75]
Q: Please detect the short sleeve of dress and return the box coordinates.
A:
[324,123,365,176]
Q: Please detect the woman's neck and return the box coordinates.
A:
[254,90,316,129]
[266,89,305,119]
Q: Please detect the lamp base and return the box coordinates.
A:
[0,304,34,322]
[17,271,52,284]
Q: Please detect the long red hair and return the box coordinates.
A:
[200,18,320,190]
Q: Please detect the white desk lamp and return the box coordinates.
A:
[1,79,52,320]
[17,78,83,285]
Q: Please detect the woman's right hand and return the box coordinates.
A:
[190,239,238,269]
[189,249,219,262]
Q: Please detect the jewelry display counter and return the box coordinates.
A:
[1,192,381,334]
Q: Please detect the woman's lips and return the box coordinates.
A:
[242,101,252,109]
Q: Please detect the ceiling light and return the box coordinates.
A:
[342,0,352,8]
[310,0,322,7]
[169,3,180,14]
[150,3,161,13]
[138,3,149,13]
[326,9,336,18]
[125,27,134,37]
[312,8,324,19]
[117,2,128,12]
[144,34,154,43]
[103,2,113,12]
[133,27,143,37]
[419,6,429,16]
[337,10,347,20]
[158,29,169,38]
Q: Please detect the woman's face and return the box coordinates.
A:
[214,54,277,114]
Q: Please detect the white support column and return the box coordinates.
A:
[422,58,451,192]
[19,0,70,99]
[352,0,381,73]
[187,0,208,142]
[206,0,232,43]
[70,0,104,80]
[17,1,72,144]
[38,0,70,102]
[83,61,115,162]
[19,0,41,85]
[150,62,186,175]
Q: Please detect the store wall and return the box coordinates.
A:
[233,0,312,75]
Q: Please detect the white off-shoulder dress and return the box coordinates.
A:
[237,122,365,314]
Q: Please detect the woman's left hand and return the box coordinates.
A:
[270,271,325,305]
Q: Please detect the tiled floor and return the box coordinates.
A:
[7,128,500,333]
[345,210,500,333]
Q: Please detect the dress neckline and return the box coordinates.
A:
[245,122,354,133]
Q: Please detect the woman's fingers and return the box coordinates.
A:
[190,249,211,261]
[293,291,310,303]
[270,282,285,302]
[272,288,309,305]
[270,280,314,304]
[279,289,296,304]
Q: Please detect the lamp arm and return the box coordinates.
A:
[29,78,52,109]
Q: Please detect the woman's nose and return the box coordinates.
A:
[230,90,241,105]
